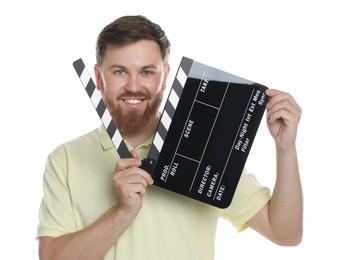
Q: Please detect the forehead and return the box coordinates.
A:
[103,40,163,68]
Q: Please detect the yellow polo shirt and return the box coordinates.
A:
[37,125,271,259]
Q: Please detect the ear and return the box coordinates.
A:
[162,65,171,91]
[94,64,104,92]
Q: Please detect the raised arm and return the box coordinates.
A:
[247,89,303,246]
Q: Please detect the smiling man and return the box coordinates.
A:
[37,15,303,260]
[95,40,169,147]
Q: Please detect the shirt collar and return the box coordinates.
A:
[98,124,113,150]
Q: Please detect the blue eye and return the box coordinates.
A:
[143,71,153,76]
[115,70,125,75]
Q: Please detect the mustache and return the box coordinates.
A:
[117,91,151,100]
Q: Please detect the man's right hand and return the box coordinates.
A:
[113,150,154,217]
[39,149,153,260]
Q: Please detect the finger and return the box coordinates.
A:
[129,183,148,197]
[130,149,139,160]
[115,172,149,188]
[139,170,154,185]
[118,183,147,206]
[115,157,142,172]
[129,150,154,185]
[117,182,148,200]
[266,98,301,121]
[267,108,288,124]
[267,107,300,126]
[114,165,154,186]
[265,89,302,113]
[266,90,300,111]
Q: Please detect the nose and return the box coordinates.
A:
[125,74,142,93]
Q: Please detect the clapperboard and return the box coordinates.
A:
[73,57,269,208]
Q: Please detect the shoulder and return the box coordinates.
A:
[48,128,101,161]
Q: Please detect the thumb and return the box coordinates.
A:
[130,150,140,160]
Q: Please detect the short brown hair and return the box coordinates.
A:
[96,15,171,68]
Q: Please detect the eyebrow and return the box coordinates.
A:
[109,64,127,70]
[109,64,158,70]
[141,64,158,70]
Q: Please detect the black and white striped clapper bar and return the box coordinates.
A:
[73,58,132,159]
[73,57,268,208]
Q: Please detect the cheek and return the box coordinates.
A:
[145,77,165,94]
[102,78,126,96]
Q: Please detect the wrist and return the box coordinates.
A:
[275,144,298,166]
[115,204,140,222]
[275,138,297,153]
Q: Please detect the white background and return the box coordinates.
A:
[1,0,338,259]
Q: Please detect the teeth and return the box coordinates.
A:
[125,99,142,104]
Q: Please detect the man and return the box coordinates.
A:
[37,15,303,259]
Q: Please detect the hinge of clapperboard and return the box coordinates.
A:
[72,57,193,174]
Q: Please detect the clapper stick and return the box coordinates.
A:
[73,58,132,159]
[147,57,192,160]
[72,57,192,174]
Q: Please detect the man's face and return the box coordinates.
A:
[95,40,170,135]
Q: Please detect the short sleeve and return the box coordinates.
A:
[36,145,77,239]
[220,169,271,231]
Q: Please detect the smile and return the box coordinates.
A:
[123,99,144,104]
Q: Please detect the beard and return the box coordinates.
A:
[105,91,163,135]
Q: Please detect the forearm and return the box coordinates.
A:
[269,146,303,244]
[40,206,136,260]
